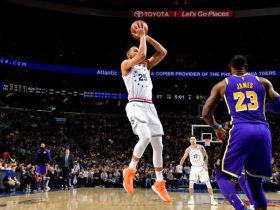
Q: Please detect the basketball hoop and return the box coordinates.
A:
[204,138,211,146]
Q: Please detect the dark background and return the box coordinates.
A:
[0,0,280,114]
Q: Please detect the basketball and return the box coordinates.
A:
[130,20,148,38]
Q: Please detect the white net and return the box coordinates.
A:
[191,124,221,145]
[204,138,212,146]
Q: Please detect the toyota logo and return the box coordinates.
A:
[134,11,144,18]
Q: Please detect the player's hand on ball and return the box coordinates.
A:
[131,20,148,40]
[135,27,145,40]
[215,128,226,141]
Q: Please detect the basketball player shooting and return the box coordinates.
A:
[121,20,171,203]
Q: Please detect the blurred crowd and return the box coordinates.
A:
[0,107,279,194]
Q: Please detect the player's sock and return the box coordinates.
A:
[38,180,41,190]
[45,178,50,189]
[155,170,163,181]
[247,175,267,209]
[215,168,245,210]
[129,159,138,170]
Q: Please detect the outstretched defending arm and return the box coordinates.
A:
[146,35,167,69]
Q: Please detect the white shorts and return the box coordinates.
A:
[125,102,164,136]
[189,166,209,183]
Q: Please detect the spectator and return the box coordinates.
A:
[2,164,20,194]
[59,148,74,190]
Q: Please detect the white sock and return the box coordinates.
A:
[190,195,194,200]
[129,159,138,170]
[155,170,163,181]
[210,195,214,200]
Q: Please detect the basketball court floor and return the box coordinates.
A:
[0,188,279,210]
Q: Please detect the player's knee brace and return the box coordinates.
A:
[133,123,151,157]
[247,175,267,208]
[189,181,195,188]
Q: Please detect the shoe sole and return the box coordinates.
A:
[152,185,170,203]
[123,169,133,194]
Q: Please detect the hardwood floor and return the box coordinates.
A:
[0,188,279,210]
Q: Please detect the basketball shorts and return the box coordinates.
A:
[36,165,47,175]
[218,123,272,179]
[189,166,209,183]
[125,102,164,136]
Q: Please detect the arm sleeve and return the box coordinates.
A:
[266,96,280,113]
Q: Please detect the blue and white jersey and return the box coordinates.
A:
[189,145,204,167]
[122,63,153,102]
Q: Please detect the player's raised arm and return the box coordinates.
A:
[121,25,147,76]
[146,35,167,69]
